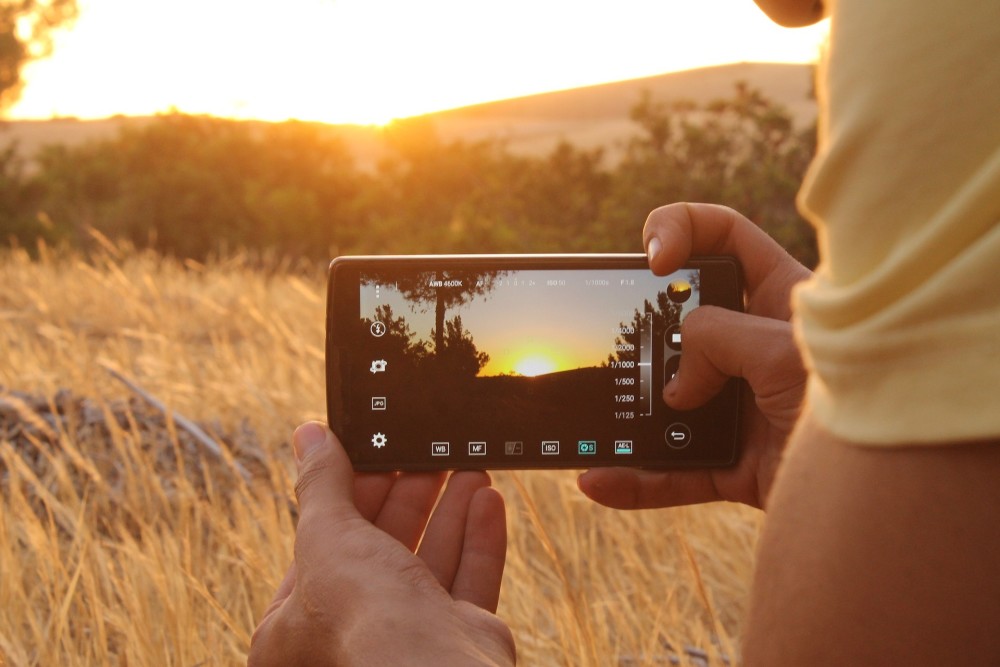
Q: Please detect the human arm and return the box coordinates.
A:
[248,422,515,666]
[744,0,1000,657]
[578,203,811,510]
[743,413,1000,664]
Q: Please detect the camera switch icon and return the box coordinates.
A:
[370,359,388,374]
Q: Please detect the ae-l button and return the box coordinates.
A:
[665,423,692,449]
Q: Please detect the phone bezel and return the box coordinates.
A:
[327,254,744,471]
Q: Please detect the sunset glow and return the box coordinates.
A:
[513,356,558,378]
[484,341,574,378]
[8,0,828,125]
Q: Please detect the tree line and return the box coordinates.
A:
[0,82,818,267]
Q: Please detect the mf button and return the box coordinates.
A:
[665,423,692,449]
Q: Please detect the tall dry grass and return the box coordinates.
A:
[0,240,761,666]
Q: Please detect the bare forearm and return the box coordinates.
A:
[743,412,1000,664]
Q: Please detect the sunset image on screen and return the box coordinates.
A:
[361,268,701,380]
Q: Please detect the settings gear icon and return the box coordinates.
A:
[372,432,388,448]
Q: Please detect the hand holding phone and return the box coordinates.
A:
[579,203,812,510]
[326,254,744,471]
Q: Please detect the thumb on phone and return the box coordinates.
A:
[666,306,804,431]
[292,422,360,547]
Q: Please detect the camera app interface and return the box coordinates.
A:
[348,267,703,467]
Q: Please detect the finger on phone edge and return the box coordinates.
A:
[449,486,507,613]
[417,470,492,591]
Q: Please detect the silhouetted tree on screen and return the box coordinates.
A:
[430,315,490,379]
[384,270,506,360]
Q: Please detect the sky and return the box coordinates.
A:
[9,0,828,126]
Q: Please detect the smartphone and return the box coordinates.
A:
[326,254,743,471]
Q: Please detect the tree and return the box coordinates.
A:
[386,270,506,360]
[602,83,818,267]
[429,315,490,379]
[0,0,78,111]
[30,113,367,259]
[452,141,612,253]
[368,123,516,254]
[0,141,46,246]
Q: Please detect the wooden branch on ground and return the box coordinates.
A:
[98,360,252,482]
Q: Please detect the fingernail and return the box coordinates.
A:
[293,422,327,463]
[646,236,662,264]
[664,371,679,398]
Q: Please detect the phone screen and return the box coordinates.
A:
[327,256,742,470]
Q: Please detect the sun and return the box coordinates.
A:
[513,356,556,377]
[479,342,575,378]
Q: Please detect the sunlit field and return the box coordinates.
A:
[0,239,762,665]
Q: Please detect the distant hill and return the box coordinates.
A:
[426,61,815,158]
[1,62,814,169]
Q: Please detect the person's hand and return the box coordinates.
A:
[578,203,811,510]
[248,422,515,666]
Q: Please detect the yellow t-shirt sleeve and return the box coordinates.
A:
[793,0,1000,444]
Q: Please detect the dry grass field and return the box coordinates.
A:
[0,239,762,666]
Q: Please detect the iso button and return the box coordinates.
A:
[665,423,692,449]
